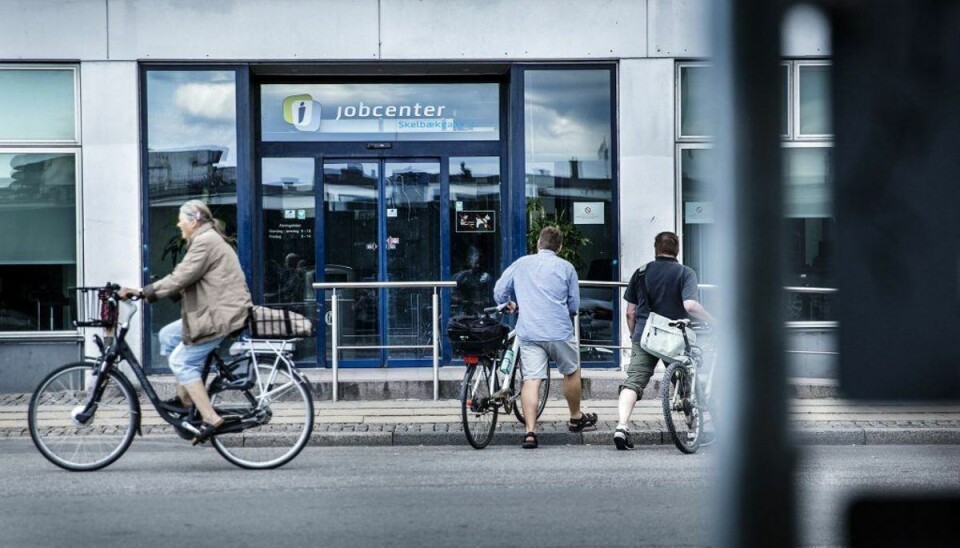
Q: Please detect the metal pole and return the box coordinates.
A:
[711,0,794,546]
[432,288,439,401]
[331,288,339,403]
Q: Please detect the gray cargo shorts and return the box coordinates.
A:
[519,337,580,380]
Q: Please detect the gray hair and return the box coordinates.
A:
[179,199,233,242]
[179,199,213,224]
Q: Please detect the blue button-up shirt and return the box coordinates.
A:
[493,250,580,342]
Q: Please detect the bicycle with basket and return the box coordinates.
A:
[27,283,315,471]
[448,303,550,449]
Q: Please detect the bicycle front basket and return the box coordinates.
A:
[447,314,509,355]
[73,286,118,328]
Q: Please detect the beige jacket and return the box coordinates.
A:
[143,223,253,345]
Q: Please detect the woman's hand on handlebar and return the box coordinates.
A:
[118,287,142,301]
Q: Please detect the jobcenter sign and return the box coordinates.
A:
[263,83,500,142]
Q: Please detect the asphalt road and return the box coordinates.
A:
[0,440,957,547]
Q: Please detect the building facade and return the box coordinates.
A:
[0,0,835,388]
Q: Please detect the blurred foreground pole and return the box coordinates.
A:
[710,0,795,547]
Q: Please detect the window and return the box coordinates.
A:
[677,60,835,321]
[524,68,616,359]
[0,67,78,143]
[144,69,238,367]
[0,66,80,332]
[450,157,501,318]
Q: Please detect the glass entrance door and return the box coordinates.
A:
[323,159,441,366]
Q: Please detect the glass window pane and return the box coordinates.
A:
[450,157,500,319]
[680,65,712,137]
[261,158,317,362]
[680,148,718,291]
[0,68,76,141]
[524,69,614,362]
[784,146,835,320]
[323,162,380,361]
[781,64,790,136]
[261,83,500,142]
[384,161,441,360]
[0,152,77,331]
[798,65,832,135]
[145,70,237,368]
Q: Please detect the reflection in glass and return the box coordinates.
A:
[324,162,380,360]
[261,158,317,362]
[450,157,500,322]
[0,153,77,331]
[385,162,441,360]
[680,65,712,137]
[798,65,832,135]
[784,146,835,320]
[781,64,790,136]
[524,69,615,362]
[0,68,76,141]
[145,70,237,368]
[680,146,837,320]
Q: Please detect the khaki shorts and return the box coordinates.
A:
[519,337,580,380]
[619,341,659,396]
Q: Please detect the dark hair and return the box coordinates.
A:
[654,231,680,256]
[537,226,563,252]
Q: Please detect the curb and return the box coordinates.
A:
[7,428,960,446]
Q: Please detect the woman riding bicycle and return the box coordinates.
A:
[119,199,252,444]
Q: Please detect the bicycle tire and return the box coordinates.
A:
[211,363,314,469]
[29,362,140,471]
[461,363,498,449]
[661,361,702,454]
[510,354,550,425]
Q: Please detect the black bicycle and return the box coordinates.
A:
[28,284,314,471]
[450,303,550,449]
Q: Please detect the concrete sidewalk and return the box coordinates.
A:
[5,397,960,446]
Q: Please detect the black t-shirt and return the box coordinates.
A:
[624,256,700,341]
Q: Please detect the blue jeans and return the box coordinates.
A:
[158,319,224,384]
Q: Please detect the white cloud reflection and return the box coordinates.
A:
[174,82,236,121]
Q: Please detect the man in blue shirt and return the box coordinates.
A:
[494,227,598,449]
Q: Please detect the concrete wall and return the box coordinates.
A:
[0,338,83,393]
[0,0,831,61]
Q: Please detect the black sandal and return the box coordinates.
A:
[568,412,599,432]
[521,432,538,449]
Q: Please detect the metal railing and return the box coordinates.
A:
[576,280,632,360]
[312,281,457,402]
[312,280,839,401]
[580,282,840,358]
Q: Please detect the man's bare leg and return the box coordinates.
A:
[564,368,584,420]
[176,383,192,407]
[617,388,639,430]
[522,379,541,434]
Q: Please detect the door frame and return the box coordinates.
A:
[321,157,445,368]
[254,75,509,368]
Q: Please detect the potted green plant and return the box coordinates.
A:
[526,197,591,272]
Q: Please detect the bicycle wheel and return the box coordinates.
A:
[661,361,702,454]
[461,362,498,449]
[211,362,314,469]
[511,354,550,425]
[29,362,139,471]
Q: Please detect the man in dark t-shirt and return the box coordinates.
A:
[615,231,714,450]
